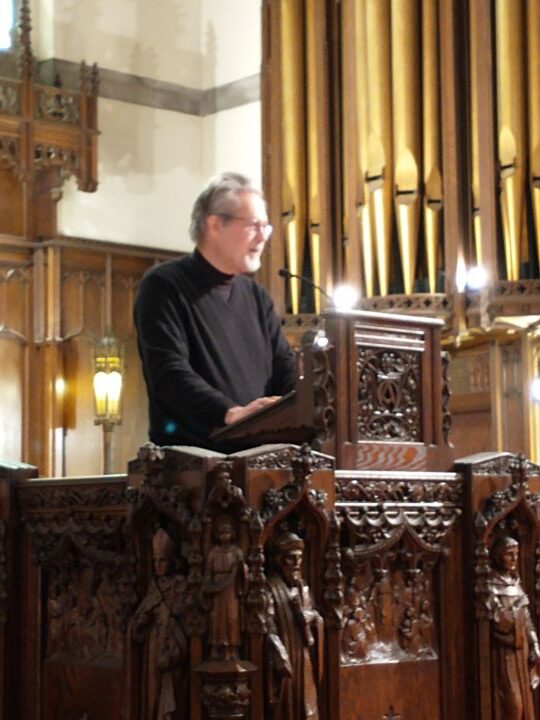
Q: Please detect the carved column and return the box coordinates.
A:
[17,475,134,720]
[0,460,38,720]
[0,0,99,474]
[457,452,540,720]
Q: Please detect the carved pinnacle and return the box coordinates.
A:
[18,0,34,79]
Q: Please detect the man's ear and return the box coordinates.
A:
[206,214,222,237]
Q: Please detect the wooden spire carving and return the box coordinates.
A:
[0,0,99,238]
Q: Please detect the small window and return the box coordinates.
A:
[0,2,14,51]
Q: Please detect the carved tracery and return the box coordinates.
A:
[0,80,19,115]
[19,479,136,664]
[356,348,422,441]
[0,0,98,193]
[129,443,335,720]
[312,343,337,442]
[338,473,460,665]
[473,455,540,720]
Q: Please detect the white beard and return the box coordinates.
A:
[244,254,262,273]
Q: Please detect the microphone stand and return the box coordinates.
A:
[277,268,333,308]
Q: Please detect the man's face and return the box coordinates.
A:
[501,545,518,573]
[279,548,303,585]
[202,191,270,275]
[218,524,233,545]
[153,552,171,577]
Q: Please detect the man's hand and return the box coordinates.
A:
[224,396,281,425]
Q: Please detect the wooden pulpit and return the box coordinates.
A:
[213,309,454,471]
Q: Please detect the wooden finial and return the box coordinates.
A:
[90,63,100,97]
[18,0,34,79]
[79,60,89,94]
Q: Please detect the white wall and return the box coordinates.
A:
[200,0,261,88]
[31,0,263,251]
[58,99,203,251]
[202,102,261,187]
[34,0,202,87]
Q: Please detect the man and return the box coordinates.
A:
[131,528,187,720]
[485,535,540,720]
[134,172,296,451]
[265,531,323,720]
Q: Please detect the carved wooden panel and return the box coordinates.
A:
[111,270,139,341]
[0,79,20,116]
[356,347,422,442]
[0,136,19,174]
[0,172,24,235]
[352,318,427,447]
[18,476,135,720]
[0,262,31,342]
[450,411,493,458]
[11,443,533,719]
[62,267,105,341]
[336,467,462,720]
[35,86,81,125]
[449,347,491,397]
[125,443,337,720]
[0,260,31,461]
[467,455,540,720]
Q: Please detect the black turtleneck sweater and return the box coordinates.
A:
[134,250,296,450]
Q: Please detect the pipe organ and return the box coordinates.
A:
[261,0,540,463]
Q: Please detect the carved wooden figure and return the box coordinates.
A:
[131,528,188,720]
[68,565,105,659]
[265,531,323,720]
[46,568,71,658]
[202,516,247,661]
[485,535,540,720]
[341,583,375,662]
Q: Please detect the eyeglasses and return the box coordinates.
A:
[217,213,273,241]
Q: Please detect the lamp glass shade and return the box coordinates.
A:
[106,371,123,417]
[93,331,123,423]
[93,371,109,418]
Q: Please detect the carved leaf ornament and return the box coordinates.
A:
[357,348,422,441]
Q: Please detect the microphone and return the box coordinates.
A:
[278,267,333,306]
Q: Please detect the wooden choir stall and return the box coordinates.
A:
[2,309,540,720]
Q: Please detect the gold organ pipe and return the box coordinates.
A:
[422,0,442,293]
[495,0,526,281]
[340,0,365,297]
[469,0,482,265]
[306,0,322,311]
[365,0,393,296]
[352,0,373,297]
[281,0,307,312]
[391,0,421,295]
[359,201,374,297]
[527,0,540,273]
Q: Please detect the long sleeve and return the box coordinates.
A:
[134,269,235,442]
[264,293,297,396]
[134,253,296,449]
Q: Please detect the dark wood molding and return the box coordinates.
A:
[1,51,260,117]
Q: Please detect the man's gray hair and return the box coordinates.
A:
[189,172,263,243]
